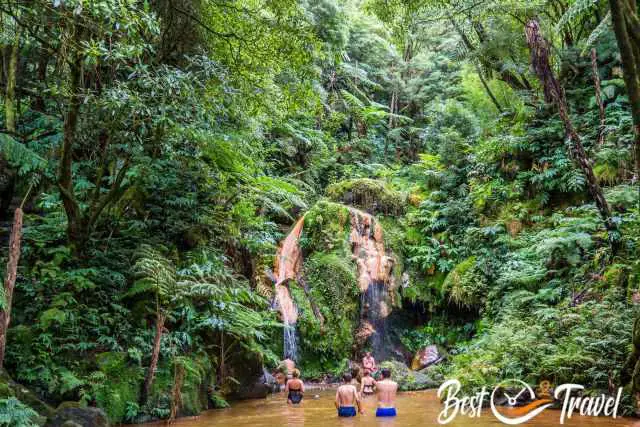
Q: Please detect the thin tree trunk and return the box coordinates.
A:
[474,62,503,113]
[141,311,166,403]
[591,48,606,145]
[0,207,23,369]
[525,20,618,244]
[169,359,185,422]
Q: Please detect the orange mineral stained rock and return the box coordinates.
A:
[273,216,305,324]
[349,208,395,294]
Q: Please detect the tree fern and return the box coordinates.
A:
[0,398,38,427]
[0,134,47,176]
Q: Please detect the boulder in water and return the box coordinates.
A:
[45,403,109,427]
[379,360,443,391]
[411,345,442,370]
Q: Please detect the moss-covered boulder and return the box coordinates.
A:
[602,263,631,289]
[45,405,109,427]
[294,252,360,377]
[378,360,443,391]
[0,368,54,419]
[326,179,406,216]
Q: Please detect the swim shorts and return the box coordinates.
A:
[338,406,357,417]
[376,407,397,417]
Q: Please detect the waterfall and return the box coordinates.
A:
[362,281,387,358]
[283,322,298,361]
[349,208,395,361]
[273,216,305,360]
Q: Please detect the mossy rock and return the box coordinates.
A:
[302,201,351,253]
[378,360,442,391]
[602,263,630,289]
[295,251,360,371]
[45,406,109,427]
[0,369,54,418]
[325,179,406,216]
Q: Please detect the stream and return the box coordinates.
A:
[135,389,637,427]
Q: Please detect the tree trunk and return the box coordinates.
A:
[525,20,618,244]
[58,58,86,248]
[4,30,19,133]
[33,49,48,112]
[0,31,19,220]
[609,0,640,206]
[141,311,166,403]
[0,208,23,369]
[591,48,606,145]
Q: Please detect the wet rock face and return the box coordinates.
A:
[45,405,109,427]
[273,216,305,324]
[349,209,395,293]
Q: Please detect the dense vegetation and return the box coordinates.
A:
[2,0,640,424]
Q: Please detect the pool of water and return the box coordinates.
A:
[135,388,638,427]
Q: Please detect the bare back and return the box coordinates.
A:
[336,384,359,407]
[282,359,295,375]
[376,379,398,408]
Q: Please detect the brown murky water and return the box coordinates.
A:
[137,389,637,427]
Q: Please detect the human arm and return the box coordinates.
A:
[355,388,364,414]
[335,389,340,409]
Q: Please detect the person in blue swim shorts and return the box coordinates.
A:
[375,368,398,417]
[335,372,363,417]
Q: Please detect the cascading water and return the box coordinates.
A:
[283,323,298,361]
[273,217,305,360]
[349,208,395,361]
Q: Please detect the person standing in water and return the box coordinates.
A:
[360,368,376,396]
[362,351,377,375]
[335,373,364,417]
[375,368,398,417]
[284,369,304,405]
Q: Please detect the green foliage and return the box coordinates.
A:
[0,398,38,427]
[302,201,351,253]
[442,257,487,308]
[88,352,142,423]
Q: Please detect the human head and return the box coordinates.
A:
[343,372,352,383]
[365,351,371,357]
[363,368,371,376]
[292,369,300,378]
[381,368,391,379]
